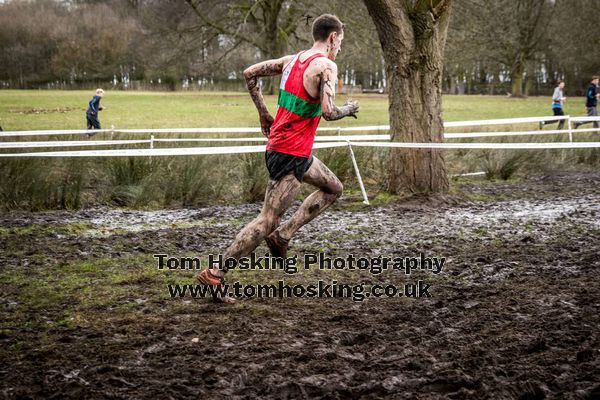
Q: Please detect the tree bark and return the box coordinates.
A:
[364,0,451,194]
[261,0,286,94]
[511,51,526,97]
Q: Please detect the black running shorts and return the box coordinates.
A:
[265,151,314,182]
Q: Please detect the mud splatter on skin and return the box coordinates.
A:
[220,174,302,263]
[218,158,343,265]
[277,158,342,239]
[244,58,290,135]
[245,75,272,135]
[319,66,359,121]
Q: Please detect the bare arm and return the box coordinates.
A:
[243,55,293,136]
[319,61,359,121]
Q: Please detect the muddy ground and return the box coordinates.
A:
[1,169,599,399]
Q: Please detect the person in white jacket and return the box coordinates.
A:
[540,80,566,130]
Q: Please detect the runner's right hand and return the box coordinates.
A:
[260,113,274,137]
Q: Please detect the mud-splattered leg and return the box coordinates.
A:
[212,174,302,277]
[276,157,342,240]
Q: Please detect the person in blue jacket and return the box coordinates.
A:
[574,76,599,129]
[86,88,105,136]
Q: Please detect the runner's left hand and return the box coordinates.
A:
[344,99,359,119]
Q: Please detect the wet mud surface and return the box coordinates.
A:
[1,169,599,399]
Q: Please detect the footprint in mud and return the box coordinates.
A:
[517,383,546,400]
[337,331,369,346]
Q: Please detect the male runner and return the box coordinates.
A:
[540,80,566,130]
[197,14,359,302]
[86,88,105,137]
[574,76,599,129]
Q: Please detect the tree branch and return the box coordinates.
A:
[183,0,263,50]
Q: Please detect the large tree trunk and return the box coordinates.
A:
[261,0,286,95]
[364,0,451,194]
[511,51,526,97]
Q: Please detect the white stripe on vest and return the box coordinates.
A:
[280,53,300,90]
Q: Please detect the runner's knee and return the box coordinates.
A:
[256,214,279,235]
[265,215,280,233]
[328,180,343,198]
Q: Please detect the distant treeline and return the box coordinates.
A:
[0,0,598,96]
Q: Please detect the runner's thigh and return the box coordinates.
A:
[261,174,302,216]
[303,157,342,194]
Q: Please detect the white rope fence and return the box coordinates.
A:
[1,116,598,150]
[3,140,598,205]
[0,139,152,149]
[0,115,591,137]
[348,141,600,149]
[2,115,599,205]
[0,135,394,149]
[2,140,598,158]
[5,128,600,149]
[0,142,346,157]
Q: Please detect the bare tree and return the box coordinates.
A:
[0,0,63,86]
[327,0,385,92]
[363,0,452,194]
[50,3,139,82]
[549,0,600,93]
[450,0,556,98]
[182,0,314,93]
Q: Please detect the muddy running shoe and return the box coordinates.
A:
[196,268,236,304]
[265,230,290,258]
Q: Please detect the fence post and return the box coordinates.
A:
[150,135,154,149]
[347,141,369,205]
[567,116,573,142]
[337,127,341,136]
[110,125,115,139]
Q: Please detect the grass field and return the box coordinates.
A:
[0,89,577,131]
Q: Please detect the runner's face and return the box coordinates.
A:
[328,31,344,61]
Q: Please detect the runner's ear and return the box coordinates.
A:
[328,31,337,44]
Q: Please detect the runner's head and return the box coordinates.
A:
[592,76,599,85]
[96,88,105,97]
[558,80,565,89]
[312,14,344,61]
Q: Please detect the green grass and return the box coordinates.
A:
[442,94,554,122]
[0,90,577,132]
[0,253,174,334]
[0,90,391,131]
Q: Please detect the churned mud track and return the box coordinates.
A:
[1,169,599,399]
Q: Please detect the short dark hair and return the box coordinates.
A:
[312,14,344,42]
[593,75,599,81]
